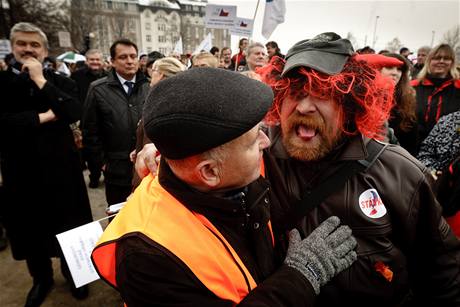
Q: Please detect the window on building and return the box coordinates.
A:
[193,6,199,11]
[158,23,166,31]
[146,22,151,30]
[159,35,166,43]
[145,10,151,18]
[129,19,135,31]
[147,47,152,53]
[159,47,166,54]
[107,1,112,9]
[146,35,151,42]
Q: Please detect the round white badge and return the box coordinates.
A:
[358,188,387,219]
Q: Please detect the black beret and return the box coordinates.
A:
[143,67,274,159]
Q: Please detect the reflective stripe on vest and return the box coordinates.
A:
[92,174,260,304]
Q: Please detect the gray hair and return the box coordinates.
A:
[417,46,431,54]
[246,42,265,57]
[10,22,48,49]
[85,49,103,58]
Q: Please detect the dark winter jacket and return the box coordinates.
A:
[71,65,107,105]
[0,67,93,260]
[82,70,149,186]
[264,126,460,307]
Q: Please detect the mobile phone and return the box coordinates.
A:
[9,58,29,76]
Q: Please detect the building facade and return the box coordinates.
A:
[139,0,231,55]
[71,0,141,56]
[71,0,231,57]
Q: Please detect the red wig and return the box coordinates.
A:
[258,55,395,139]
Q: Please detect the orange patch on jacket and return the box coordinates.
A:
[374,261,393,282]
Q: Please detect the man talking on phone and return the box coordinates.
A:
[0,22,93,306]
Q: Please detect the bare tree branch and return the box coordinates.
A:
[385,37,403,53]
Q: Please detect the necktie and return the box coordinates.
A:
[125,81,134,96]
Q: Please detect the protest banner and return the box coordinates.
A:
[205,4,237,30]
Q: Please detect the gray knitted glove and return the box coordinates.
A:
[284,216,357,294]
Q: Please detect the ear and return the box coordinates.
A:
[195,159,221,189]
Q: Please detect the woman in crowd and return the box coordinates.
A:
[411,43,460,152]
[130,57,186,188]
[231,37,248,71]
[380,53,418,155]
[265,41,285,60]
[417,111,460,238]
[356,53,418,154]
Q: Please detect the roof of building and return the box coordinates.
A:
[139,0,181,9]
[176,0,207,7]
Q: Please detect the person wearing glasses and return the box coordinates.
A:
[411,44,460,152]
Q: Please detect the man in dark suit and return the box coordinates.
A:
[0,22,93,306]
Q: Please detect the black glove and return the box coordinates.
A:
[284,216,357,294]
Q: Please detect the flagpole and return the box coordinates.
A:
[234,0,260,71]
[252,0,260,23]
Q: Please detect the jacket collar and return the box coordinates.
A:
[158,157,270,219]
[107,69,147,87]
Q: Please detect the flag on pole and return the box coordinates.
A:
[193,33,213,54]
[174,36,183,55]
[262,0,286,39]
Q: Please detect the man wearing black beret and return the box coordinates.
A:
[92,68,357,306]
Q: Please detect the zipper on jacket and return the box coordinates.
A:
[240,192,250,227]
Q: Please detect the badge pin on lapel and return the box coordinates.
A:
[358,188,387,219]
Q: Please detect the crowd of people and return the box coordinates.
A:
[0,21,459,307]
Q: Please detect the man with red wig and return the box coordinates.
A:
[134,33,460,306]
[259,32,460,306]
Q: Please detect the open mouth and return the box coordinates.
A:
[296,124,318,141]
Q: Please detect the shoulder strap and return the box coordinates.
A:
[285,140,388,230]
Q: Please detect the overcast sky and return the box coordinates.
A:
[208,0,460,54]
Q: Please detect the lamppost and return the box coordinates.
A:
[82,32,95,54]
[372,15,380,49]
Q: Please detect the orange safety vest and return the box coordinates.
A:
[92,173,271,304]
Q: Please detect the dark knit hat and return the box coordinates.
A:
[282,32,354,76]
[143,68,274,159]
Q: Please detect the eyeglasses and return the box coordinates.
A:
[432,55,453,61]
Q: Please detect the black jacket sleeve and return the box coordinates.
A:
[408,172,460,305]
[37,74,81,124]
[116,237,316,307]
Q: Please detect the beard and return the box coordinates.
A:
[281,112,344,161]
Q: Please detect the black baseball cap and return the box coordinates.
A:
[282,32,355,76]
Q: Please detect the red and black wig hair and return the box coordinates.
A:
[258,56,395,140]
